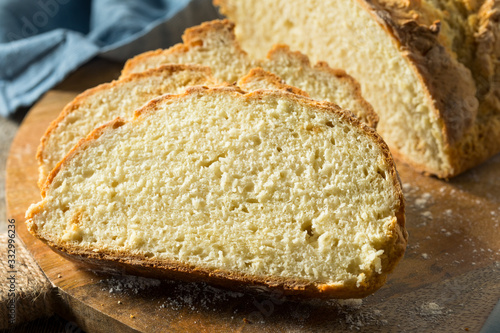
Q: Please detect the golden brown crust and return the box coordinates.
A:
[448,105,500,177]
[237,67,310,97]
[457,0,500,177]
[36,64,216,189]
[28,86,406,299]
[474,0,500,106]
[122,20,249,78]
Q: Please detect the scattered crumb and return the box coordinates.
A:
[58,274,62,278]
[118,301,122,304]
[409,243,420,252]
[337,299,363,308]
[422,253,429,260]
[101,275,161,294]
[243,318,250,324]
[421,211,433,219]
[130,314,135,319]
[158,281,244,312]
[420,302,443,316]
[415,193,432,208]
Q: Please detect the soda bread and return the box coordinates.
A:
[26,87,407,298]
[215,0,500,178]
[122,20,378,128]
[36,64,307,188]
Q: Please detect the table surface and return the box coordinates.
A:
[0,113,21,234]
[5,58,500,332]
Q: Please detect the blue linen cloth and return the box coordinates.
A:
[0,0,221,116]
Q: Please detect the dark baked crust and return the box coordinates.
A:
[449,0,500,176]
[27,86,407,299]
[122,20,250,79]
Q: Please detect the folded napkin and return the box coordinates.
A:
[0,0,221,116]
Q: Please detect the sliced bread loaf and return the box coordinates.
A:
[122,20,378,128]
[37,64,308,188]
[215,0,500,178]
[26,87,406,298]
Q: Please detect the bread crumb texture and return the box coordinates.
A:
[27,89,405,291]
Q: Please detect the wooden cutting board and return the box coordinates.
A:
[6,59,500,332]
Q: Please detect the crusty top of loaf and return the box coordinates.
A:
[237,67,310,97]
[474,0,500,112]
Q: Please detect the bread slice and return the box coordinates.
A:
[122,20,378,128]
[26,87,406,298]
[238,67,309,97]
[36,64,216,188]
[36,64,308,188]
[215,0,500,178]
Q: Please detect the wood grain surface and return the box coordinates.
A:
[6,58,500,332]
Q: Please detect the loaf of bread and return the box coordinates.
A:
[215,0,500,178]
[26,87,407,298]
[122,20,378,128]
[36,64,307,187]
